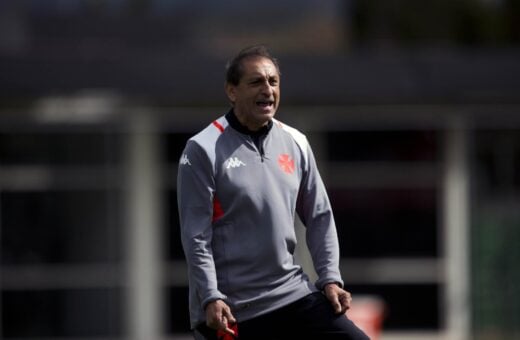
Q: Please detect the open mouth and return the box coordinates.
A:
[256,100,274,109]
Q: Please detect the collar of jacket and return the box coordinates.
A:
[225,109,273,138]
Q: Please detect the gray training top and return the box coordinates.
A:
[177,110,343,329]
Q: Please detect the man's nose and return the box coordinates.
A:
[260,81,274,95]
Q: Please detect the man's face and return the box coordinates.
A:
[226,56,280,130]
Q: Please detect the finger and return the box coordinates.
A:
[332,297,342,314]
[338,293,351,313]
[219,315,228,330]
[223,309,236,325]
[220,316,236,336]
[223,325,236,336]
[227,315,237,325]
[340,293,351,305]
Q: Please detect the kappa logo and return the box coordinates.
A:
[180,153,191,166]
[225,157,246,169]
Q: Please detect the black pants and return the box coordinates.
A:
[194,292,370,340]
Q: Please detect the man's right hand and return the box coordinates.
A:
[205,299,237,336]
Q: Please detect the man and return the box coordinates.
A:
[177,45,369,340]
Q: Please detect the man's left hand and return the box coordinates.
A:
[323,283,352,314]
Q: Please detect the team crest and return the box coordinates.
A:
[278,154,295,174]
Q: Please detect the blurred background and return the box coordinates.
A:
[0,0,519,339]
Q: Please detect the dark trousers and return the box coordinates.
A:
[194,292,370,340]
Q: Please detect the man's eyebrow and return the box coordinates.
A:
[246,73,279,80]
[245,74,266,82]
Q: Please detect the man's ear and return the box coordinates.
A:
[225,83,236,104]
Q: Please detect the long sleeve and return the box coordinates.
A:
[296,142,344,290]
[177,140,227,308]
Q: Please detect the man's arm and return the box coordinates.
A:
[177,141,227,307]
[295,141,344,290]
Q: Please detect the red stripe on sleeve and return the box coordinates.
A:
[212,197,224,222]
[212,120,225,133]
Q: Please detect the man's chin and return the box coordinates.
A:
[256,112,275,123]
[255,107,276,118]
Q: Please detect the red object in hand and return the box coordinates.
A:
[217,323,238,340]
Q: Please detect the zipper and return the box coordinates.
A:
[250,135,265,162]
[259,142,265,162]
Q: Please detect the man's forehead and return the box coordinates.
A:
[242,57,278,74]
